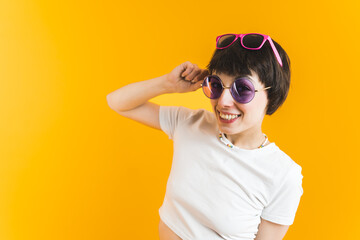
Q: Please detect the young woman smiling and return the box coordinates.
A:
[107,33,303,240]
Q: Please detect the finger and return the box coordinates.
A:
[181,62,195,79]
[187,67,202,81]
[191,69,209,83]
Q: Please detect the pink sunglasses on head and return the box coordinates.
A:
[216,33,283,67]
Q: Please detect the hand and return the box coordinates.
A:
[165,61,209,93]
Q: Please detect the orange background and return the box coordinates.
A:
[1,0,359,239]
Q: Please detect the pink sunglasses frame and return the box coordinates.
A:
[216,33,283,67]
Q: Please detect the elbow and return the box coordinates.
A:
[106,94,126,114]
[106,94,116,110]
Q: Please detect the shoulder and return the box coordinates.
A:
[271,145,301,168]
[267,146,303,182]
[264,146,304,202]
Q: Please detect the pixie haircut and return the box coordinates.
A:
[206,36,291,115]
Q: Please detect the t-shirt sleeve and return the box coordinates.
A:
[159,106,195,140]
[260,164,304,225]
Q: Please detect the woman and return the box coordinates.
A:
[106,33,304,240]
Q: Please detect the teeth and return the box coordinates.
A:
[219,111,240,120]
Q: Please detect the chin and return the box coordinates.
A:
[217,125,242,135]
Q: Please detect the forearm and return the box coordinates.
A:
[106,74,171,112]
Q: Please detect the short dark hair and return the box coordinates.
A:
[206,36,291,115]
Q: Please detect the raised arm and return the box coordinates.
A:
[106,61,209,130]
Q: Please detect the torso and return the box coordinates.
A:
[158,141,274,240]
[159,219,182,240]
[158,108,271,240]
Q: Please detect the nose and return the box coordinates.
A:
[218,88,235,107]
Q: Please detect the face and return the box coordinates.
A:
[210,70,269,137]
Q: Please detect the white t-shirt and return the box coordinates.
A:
[158,106,304,240]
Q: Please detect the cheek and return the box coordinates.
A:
[240,99,267,117]
[253,92,268,108]
[237,104,252,115]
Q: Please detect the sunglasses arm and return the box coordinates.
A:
[255,86,271,92]
[267,38,283,67]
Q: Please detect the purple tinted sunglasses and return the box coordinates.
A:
[201,75,271,104]
[216,33,283,67]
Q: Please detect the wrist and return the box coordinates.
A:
[156,74,173,94]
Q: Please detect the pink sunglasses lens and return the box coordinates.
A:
[242,34,264,49]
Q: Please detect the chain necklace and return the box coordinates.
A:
[218,131,268,149]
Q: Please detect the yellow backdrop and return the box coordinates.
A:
[1,0,359,239]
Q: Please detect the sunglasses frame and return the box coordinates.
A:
[216,33,283,67]
[201,75,271,104]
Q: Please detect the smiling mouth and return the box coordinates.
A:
[217,110,242,120]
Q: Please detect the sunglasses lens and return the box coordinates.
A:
[202,76,223,99]
[232,78,255,103]
[242,34,264,49]
[217,34,236,48]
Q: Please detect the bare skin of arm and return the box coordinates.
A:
[254,218,290,240]
[106,61,209,130]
